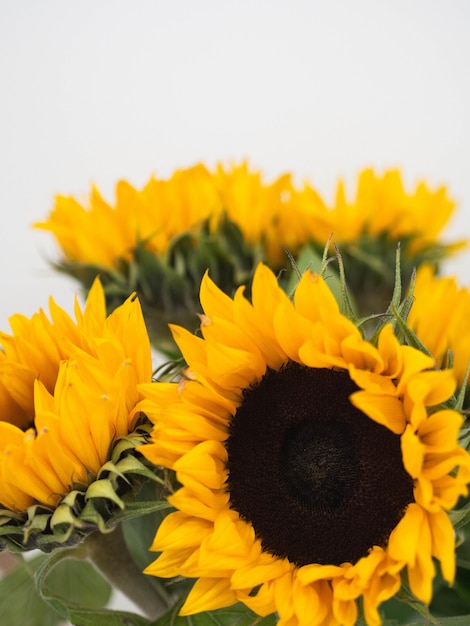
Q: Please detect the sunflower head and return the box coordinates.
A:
[139,263,470,626]
[34,162,332,355]
[307,168,467,315]
[0,279,160,551]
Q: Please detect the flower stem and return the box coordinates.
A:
[85,523,169,619]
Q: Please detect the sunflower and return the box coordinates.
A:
[35,162,325,271]
[214,161,327,267]
[34,163,328,353]
[306,168,466,316]
[139,263,470,626]
[408,264,470,390]
[325,169,457,251]
[34,164,221,269]
[0,278,152,514]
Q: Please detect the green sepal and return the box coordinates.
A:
[283,242,343,306]
[34,548,148,626]
[85,479,125,509]
[104,452,164,484]
[327,231,459,318]
[110,425,152,459]
[332,244,359,324]
[0,419,166,553]
[53,212,264,356]
[454,361,470,417]
[390,303,433,356]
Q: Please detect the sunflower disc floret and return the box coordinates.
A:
[139,263,470,626]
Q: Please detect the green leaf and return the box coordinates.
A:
[0,551,118,626]
[45,552,113,609]
[67,607,151,626]
[35,547,112,612]
[0,554,62,626]
[151,600,277,626]
[35,547,151,626]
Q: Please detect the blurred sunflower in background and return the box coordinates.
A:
[35,164,464,357]
[35,162,327,354]
[308,168,465,315]
[138,263,470,626]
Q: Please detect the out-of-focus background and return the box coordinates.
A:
[1,0,469,328]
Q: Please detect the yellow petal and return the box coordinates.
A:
[350,391,406,434]
[180,577,237,615]
[401,425,425,478]
[418,409,463,453]
[428,509,455,584]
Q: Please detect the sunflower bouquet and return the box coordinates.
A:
[1,163,470,626]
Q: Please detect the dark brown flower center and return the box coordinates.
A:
[225,362,414,567]
[280,418,358,513]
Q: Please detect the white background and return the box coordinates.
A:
[1,1,470,330]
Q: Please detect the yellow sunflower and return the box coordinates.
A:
[138,263,470,626]
[408,264,470,389]
[324,168,458,252]
[305,168,466,316]
[34,162,328,353]
[36,161,325,271]
[0,278,152,513]
[34,164,220,268]
[214,162,327,267]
